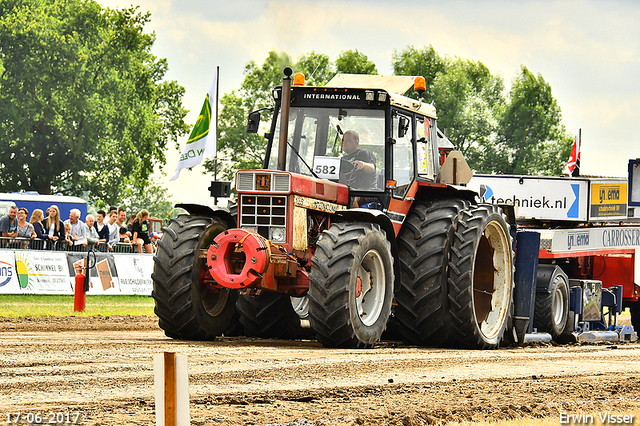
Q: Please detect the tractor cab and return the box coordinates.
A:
[252,73,442,211]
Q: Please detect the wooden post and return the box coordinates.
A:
[164,352,177,426]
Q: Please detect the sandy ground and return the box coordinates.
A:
[2,316,640,425]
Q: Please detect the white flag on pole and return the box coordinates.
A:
[170,71,217,181]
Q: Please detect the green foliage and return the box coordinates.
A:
[392,45,570,175]
[392,45,446,100]
[335,49,378,74]
[296,51,334,86]
[493,66,573,175]
[0,0,189,203]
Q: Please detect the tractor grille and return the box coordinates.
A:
[236,171,291,192]
[240,195,287,242]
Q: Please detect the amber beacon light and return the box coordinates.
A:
[293,72,306,86]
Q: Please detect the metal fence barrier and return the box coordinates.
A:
[0,237,135,253]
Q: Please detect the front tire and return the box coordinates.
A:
[309,222,394,348]
[151,215,238,340]
[448,205,514,349]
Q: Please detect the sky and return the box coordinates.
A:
[99,0,640,205]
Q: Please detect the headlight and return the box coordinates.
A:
[243,226,258,233]
[270,227,286,243]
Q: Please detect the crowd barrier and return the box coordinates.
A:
[0,245,154,295]
[0,236,136,253]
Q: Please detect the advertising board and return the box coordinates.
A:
[468,175,589,222]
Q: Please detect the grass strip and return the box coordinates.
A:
[0,294,155,317]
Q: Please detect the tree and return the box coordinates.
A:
[392,45,446,100]
[493,66,573,175]
[335,49,378,75]
[296,51,334,86]
[0,0,188,203]
[432,58,505,170]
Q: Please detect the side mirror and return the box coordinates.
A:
[398,116,409,139]
[247,111,261,133]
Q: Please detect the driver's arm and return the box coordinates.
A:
[352,160,375,174]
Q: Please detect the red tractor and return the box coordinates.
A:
[152,68,515,349]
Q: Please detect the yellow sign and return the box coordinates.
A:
[590,182,627,218]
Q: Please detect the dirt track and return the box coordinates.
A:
[2,316,640,425]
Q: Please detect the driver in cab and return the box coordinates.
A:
[341,130,377,190]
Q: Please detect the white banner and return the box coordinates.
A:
[13,251,72,294]
[112,254,154,295]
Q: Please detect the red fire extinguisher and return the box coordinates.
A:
[74,268,86,312]
[74,250,95,313]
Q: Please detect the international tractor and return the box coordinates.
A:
[151,68,638,349]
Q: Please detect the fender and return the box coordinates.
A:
[175,203,236,229]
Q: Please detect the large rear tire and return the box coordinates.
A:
[236,292,312,339]
[151,215,238,340]
[309,222,394,348]
[448,205,514,349]
[395,199,469,346]
[534,265,570,340]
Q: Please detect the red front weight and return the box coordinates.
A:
[207,229,270,289]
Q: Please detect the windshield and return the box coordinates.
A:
[267,107,385,191]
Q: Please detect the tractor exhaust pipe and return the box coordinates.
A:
[277,68,293,171]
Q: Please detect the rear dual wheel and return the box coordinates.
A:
[236,293,312,339]
[447,205,514,349]
[395,199,469,346]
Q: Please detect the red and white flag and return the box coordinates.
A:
[567,137,580,176]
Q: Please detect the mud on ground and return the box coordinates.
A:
[2,316,640,425]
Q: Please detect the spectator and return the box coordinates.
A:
[42,205,65,250]
[95,210,110,242]
[118,226,131,243]
[29,209,48,249]
[0,206,18,247]
[63,223,73,248]
[29,209,46,238]
[131,209,152,253]
[116,208,127,229]
[15,208,35,249]
[85,214,101,250]
[65,208,87,249]
[149,232,160,252]
[106,210,119,250]
[127,214,136,234]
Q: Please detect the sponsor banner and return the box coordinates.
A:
[589,181,628,220]
[12,251,72,294]
[0,251,20,293]
[66,253,119,295]
[547,226,640,252]
[0,249,154,295]
[112,254,154,295]
[468,175,589,222]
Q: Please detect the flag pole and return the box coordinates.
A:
[214,66,220,205]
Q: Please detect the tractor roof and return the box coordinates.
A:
[325,73,437,119]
